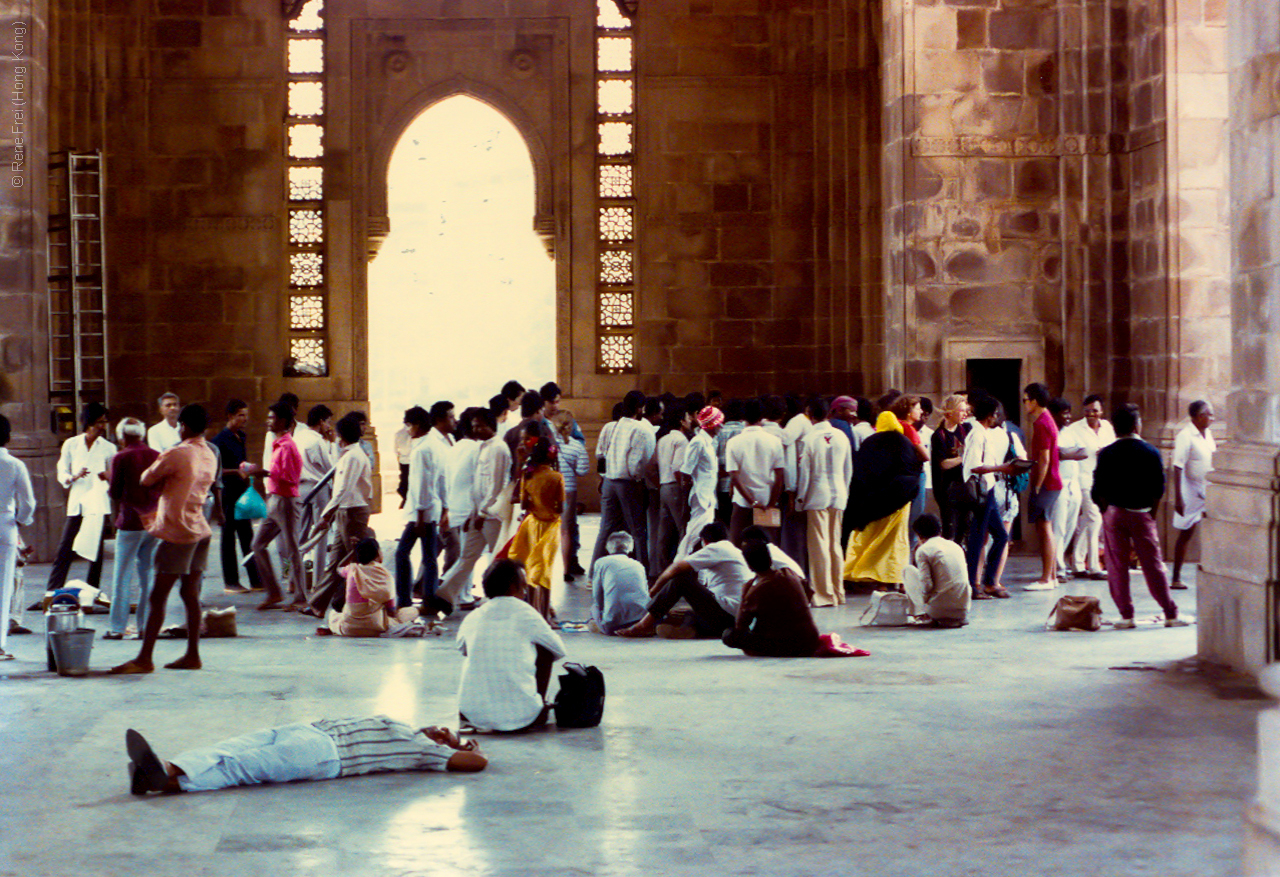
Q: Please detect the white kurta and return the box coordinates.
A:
[1172,424,1215,529]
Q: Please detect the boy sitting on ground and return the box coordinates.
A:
[905,514,971,628]
[723,537,820,657]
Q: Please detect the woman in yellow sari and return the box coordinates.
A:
[510,435,564,620]
[843,411,923,588]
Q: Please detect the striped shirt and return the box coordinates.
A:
[311,715,453,776]
[556,435,590,493]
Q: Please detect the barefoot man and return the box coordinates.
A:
[112,404,220,674]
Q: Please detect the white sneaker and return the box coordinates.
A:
[1113,618,1136,629]
[1165,616,1193,628]
[1023,580,1058,591]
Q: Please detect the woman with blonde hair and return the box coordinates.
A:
[842,411,923,589]
[509,432,564,620]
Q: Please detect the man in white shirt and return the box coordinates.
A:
[305,413,374,614]
[456,559,566,733]
[393,424,413,507]
[1171,400,1217,588]
[590,390,655,572]
[961,394,1018,598]
[49,402,116,591]
[589,531,649,634]
[641,397,664,577]
[795,398,852,607]
[146,392,182,452]
[475,405,514,558]
[439,408,498,610]
[724,398,784,545]
[426,401,460,575]
[0,415,36,660]
[1059,393,1116,578]
[766,396,809,570]
[1048,398,1087,580]
[295,404,337,588]
[677,407,723,559]
[394,406,450,615]
[618,522,751,639]
[906,514,971,627]
[654,404,692,575]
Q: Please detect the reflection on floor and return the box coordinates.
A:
[0,514,1260,877]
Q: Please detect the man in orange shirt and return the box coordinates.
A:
[112,405,220,674]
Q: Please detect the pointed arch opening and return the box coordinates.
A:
[367,94,555,482]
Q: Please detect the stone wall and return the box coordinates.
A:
[0,0,59,556]
[636,0,884,399]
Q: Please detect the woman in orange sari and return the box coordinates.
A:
[510,435,564,621]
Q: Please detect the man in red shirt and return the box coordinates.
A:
[246,402,305,610]
[111,405,220,674]
[1023,382,1062,590]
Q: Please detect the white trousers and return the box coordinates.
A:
[0,523,16,652]
[1073,487,1104,573]
[1050,480,1082,571]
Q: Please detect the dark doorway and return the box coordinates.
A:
[966,358,1022,428]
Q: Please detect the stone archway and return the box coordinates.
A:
[328,13,582,408]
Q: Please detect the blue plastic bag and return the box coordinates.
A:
[234,477,267,521]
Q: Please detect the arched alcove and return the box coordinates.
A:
[366,94,556,479]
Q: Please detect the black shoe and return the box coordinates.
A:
[125,729,168,795]
[7,622,31,635]
[433,596,454,618]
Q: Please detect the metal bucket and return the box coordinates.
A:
[50,628,95,677]
[45,603,83,671]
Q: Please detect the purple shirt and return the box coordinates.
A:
[108,443,161,531]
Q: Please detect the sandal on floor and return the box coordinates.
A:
[984,587,1011,599]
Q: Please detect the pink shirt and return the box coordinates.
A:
[267,431,303,497]
[1031,410,1063,491]
[140,438,218,544]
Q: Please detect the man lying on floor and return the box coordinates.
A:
[126,715,487,795]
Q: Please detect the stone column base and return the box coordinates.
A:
[1198,443,1280,675]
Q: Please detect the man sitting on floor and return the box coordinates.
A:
[904,514,971,628]
[589,531,649,635]
[723,537,820,657]
[456,559,566,733]
[125,717,486,795]
[617,522,751,640]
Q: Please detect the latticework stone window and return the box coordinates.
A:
[289,295,325,329]
[285,0,327,375]
[595,0,635,373]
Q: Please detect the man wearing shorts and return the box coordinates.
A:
[112,404,220,674]
[1022,383,1062,591]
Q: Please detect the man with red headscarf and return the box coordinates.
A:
[676,406,723,560]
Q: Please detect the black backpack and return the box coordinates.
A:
[553,663,605,728]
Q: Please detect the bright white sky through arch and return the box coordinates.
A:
[368,95,555,467]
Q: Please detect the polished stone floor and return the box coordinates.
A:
[0,514,1262,877]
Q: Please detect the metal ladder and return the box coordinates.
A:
[47,151,107,403]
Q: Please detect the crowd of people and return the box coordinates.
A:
[0,379,1215,731]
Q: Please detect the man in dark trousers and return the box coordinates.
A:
[1091,403,1190,629]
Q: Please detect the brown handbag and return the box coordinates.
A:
[1046,595,1102,631]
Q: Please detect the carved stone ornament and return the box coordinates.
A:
[384,50,412,76]
[509,49,537,80]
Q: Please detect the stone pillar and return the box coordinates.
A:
[0,0,60,559]
[1197,0,1280,676]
